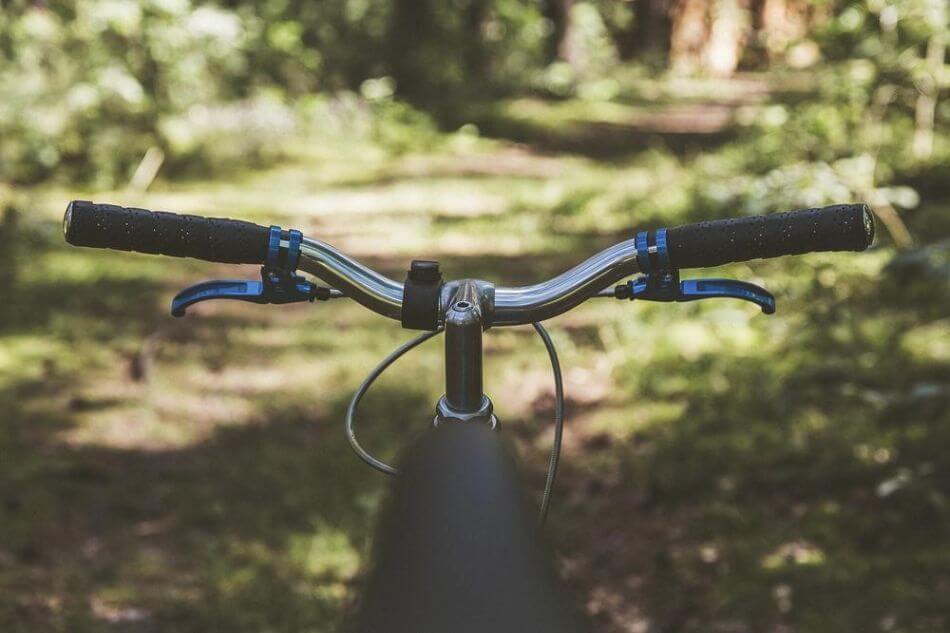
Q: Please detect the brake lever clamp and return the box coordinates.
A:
[170,226,335,317]
[611,229,776,314]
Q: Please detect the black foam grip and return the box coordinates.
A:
[666,203,874,269]
[64,200,270,265]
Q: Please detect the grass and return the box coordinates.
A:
[1,92,948,632]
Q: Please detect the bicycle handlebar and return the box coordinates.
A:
[666,204,873,269]
[64,200,873,324]
[64,200,271,264]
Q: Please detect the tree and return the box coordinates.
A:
[630,0,673,59]
[544,0,579,68]
[754,0,810,62]
[389,0,494,104]
[390,0,436,102]
[464,0,490,80]
[669,0,752,77]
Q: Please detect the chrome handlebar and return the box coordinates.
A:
[298,238,404,319]
[297,236,642,326]
[64,200,873,323]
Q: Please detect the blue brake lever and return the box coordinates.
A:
[678,278,775,314]
[621,272,775,314]
[171,267,323,317]
[171,279,267,317]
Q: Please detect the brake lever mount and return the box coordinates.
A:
[612,229,776,314]
[171,226,334,317]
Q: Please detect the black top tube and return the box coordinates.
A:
[351,424,585,633]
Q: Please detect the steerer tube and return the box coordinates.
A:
[443,281,484,413]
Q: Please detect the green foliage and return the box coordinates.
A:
[11,0,942,190]
[357,77,442,153]
[0,0,555,185]
[242,0,393,93]
[2,1,949,630]
[0,1,260,186]
[534,2,620,99]
[510,2,947,243]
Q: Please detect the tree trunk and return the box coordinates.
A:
[464,0,490,81]
[670,0,708,74]
[913,23,946,159]
[756,0,809,61]
[544,0,578,68]
[703,0,750,77]
[390,0,434,101]
[670,0,751,77]
[630,0,672,59]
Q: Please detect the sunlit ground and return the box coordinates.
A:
[2,92,948,632]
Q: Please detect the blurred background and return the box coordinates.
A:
[1,0,948,631]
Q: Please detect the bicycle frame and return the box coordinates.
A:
[353,423,583,632]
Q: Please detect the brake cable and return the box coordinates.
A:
[345,328,443,476]
[533,321,564,527]
[345,322,566,525]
